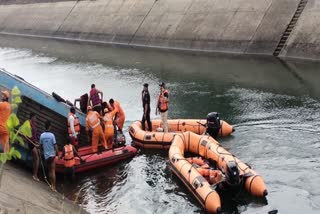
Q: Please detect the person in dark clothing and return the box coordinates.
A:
[88,84,103,115]
[141,83,152,131]
[27,113,40,181]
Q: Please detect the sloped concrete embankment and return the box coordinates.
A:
[0,163,87,214]
[0,0,318,60]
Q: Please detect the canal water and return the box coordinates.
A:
[0,35,319,214]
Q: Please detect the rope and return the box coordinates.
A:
[38,149,52,188]
[15,130,52,188]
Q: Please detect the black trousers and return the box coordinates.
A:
[93,105,102,114]
[142,110,152,131]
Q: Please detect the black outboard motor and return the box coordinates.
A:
[206,112,221,139]
[225,161,240,186]
[114,131,126,147]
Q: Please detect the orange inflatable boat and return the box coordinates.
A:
[169,133,222,213]
[129,112,234,149]
[169,132,267,213]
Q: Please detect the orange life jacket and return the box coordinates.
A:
[186,157,205,166]
[67,112,80,135]
[103,109,117,129]
[64,144,75,167]
[86,111,101,129]
[158,89,169,112]
[208,170,223,185]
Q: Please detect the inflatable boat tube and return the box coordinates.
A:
[55,145,137,173]
[169,133,222,214]
[129,119,234,149]
[170,132,267,198]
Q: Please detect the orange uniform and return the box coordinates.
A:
[0,101,11,152]
[113,101,125,130]
[86,111,107,152]
[103,109,118,148]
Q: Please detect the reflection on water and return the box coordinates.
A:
[0,35,320,213]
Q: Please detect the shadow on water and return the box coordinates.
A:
[1,35,320,213]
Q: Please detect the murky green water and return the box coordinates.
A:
[0,35,319,214]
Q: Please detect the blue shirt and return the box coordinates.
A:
[40,131,57,160]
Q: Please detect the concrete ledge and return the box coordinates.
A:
[0,163,87,214]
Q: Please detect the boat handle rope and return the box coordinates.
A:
[214,144,250,173]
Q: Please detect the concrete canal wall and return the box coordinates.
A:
[0,0,319,60]
[0,163,87,214]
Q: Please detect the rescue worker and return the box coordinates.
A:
[26,113,40,181]
[103,106,118,149]
[59,140,83,181]
[141,83,152,131]
[109,99,125,133]
[88,84,103,114]
[0,90,11,153]
[156,82,169,132]
[86,106,107,152]
[40,120,58,192]
[67,106,80,147]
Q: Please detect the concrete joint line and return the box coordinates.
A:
[128,0,158,45]
[55,0,80,34]
[244,0,274,54]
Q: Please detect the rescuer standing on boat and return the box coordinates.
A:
[103,106,118,149]
[141,83,152,131]
[40,120,59,192]
[86,106,107,152]
[0,90,11,153]
[59,140,83,181]
[156,82,169,132]
[88,84,103,114]
[109,99,125,133]
[67,106,80,147]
